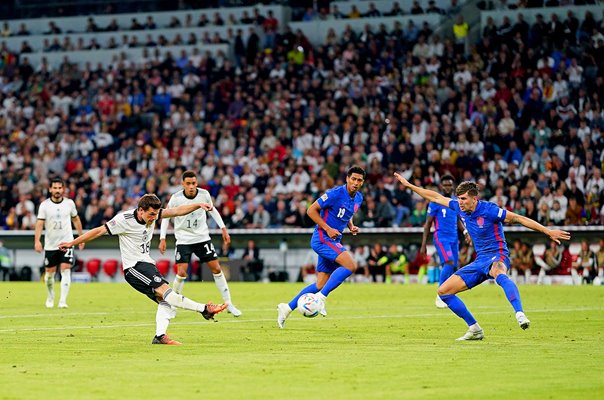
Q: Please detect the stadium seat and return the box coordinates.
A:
[102,259,119,278]
[86,258,101,279]
[156,259,171,277]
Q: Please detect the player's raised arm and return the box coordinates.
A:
[505,211,571,244]
[162,202,212,219]
[58,225,108,250]
[393,172,451,208]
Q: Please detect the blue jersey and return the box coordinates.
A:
[313,184,363,242]
[427,196,459,243]
[448,199,509,257]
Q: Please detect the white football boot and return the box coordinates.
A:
[277,303,292,329]
[516,312,531,330]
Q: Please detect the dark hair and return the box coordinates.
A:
[138,194,162,210]
[441,174,455,184]
[347,166,366,179]
[49,177,64,187]
[182,170,197,180]
[456,181,479,197]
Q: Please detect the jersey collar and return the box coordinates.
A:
[183,188,198,200]
[133,210,146,225]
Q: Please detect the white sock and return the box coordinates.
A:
[213,272,231,304]
[163,288,205,312]
[59,269,71,304]
[524,270,531,285]
[172,274,186,294]
[44,270,55,300]
[537,269,546,285]
[511,268,518,283]
[155,301,175,337]
[469,323,482,332]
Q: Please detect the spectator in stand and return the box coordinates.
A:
[571,240,596,285]
[535,241,563,285]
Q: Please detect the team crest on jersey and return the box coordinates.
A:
[321,193,328,201]
[142,230,148,242]
[476,216,485,228]
[153,276,162,283]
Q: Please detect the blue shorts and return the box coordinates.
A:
[433,239,459,267]
[455,253,511,289]
[311,232,346,274]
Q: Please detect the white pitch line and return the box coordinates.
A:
[0,307,601,333]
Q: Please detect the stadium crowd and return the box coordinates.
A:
[0,4,604,234]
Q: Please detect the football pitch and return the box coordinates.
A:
[1,282,603,400]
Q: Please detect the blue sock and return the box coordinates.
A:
[288,283,318,310]
[439,263,456,286]
[439,294,477,326]
[495,274,523,313]
[319,267,353,297]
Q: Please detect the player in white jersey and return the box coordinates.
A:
[58,194,228,345]
[34,178,84,309]
[159,170,242,316]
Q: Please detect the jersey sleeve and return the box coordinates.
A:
[447,199,461,213]
[105,213,127,236]
[487,202,507,223]
[427,202,437,217]
[37,202,47,220]
[70,200,78,218]
[317,188,336,209]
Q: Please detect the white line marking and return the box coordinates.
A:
[0,307,601,333]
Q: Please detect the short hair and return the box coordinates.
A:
[182,170,197,181]
[441,174,455,184]
[347,166,366,179]
[138,194,162,210]
[455,181,479,197]
[50,177,64,187]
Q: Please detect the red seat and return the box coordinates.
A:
[86,258,101,277]
[103,259,119,277]
[156,259,171,277]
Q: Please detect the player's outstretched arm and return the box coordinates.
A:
[162,202,212,218]
[505,211,571,245]
[393,172,451,208]
[58,225,108,250]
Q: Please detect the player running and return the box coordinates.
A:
[277,166,365,329]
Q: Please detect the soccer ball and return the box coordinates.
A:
[297,293,324,318]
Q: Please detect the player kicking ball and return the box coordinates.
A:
[58,194,227,345]
[394,173,570,341]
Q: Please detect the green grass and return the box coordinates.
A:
[1,282,603,400]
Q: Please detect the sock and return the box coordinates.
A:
[469,322,482,332]
[495,274,523,313]
[163,288,205,312]
[319,267,352,297]
[155,301,175,337]
[417,266,427,284]
[59,269,71,304]
[44,270,55,300]
[537,268,546,284]
[439,294,477,326]
[439,263,455,285]
[172,274,186,294]
[524,270,531,284]
[511,268,518,283]
[213,272,231,304]
[288,283,318,310]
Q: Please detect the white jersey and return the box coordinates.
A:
[37,198,78,250]
[161,188,218,245]
[106,209,158,270]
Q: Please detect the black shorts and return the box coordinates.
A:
[124,262,169,303]
[44,249,74,268]
[175,240,217,264]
